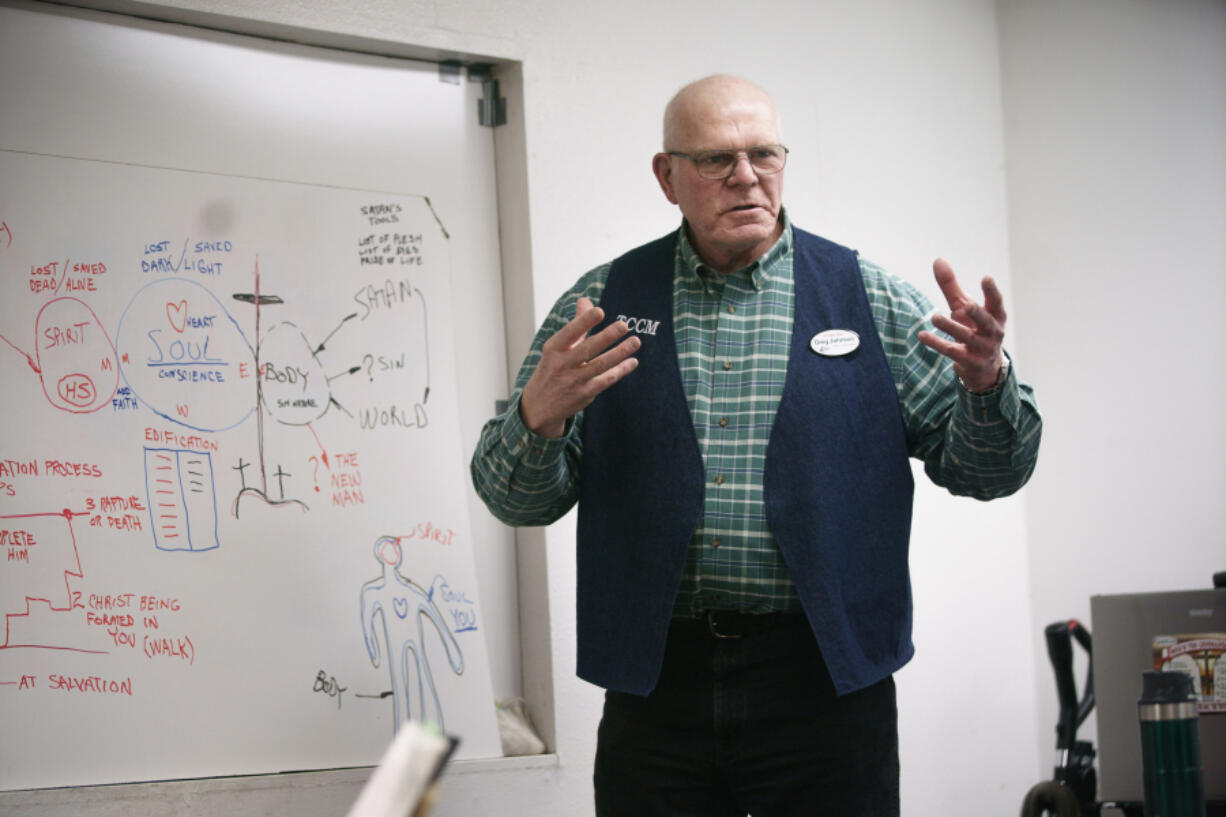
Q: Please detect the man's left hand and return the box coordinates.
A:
[917,258,1006,392]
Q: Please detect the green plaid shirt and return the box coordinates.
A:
[471,216,1042,615]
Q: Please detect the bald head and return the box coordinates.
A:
[652,74,786,274]
[662,74,781,151]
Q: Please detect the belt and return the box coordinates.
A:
[674,609,807,640]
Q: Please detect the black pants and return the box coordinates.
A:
[594,614,899,817]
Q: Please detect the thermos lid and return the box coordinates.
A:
[1139,670,1200,721]
[1139,670,1197,704]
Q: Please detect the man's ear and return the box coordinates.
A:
[652,153,679,205]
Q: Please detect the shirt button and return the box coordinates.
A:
[727,305,736,314]
[714,474,725,486]
[722,361,733,371]
[711,538,721,548]
[718,417,728,427]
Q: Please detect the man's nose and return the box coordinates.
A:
[726,153,758,185]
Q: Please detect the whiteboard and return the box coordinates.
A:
[0,2,507,790]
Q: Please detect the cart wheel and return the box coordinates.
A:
[1020,780,1082,817]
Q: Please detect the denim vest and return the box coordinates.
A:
[577,228,915,696]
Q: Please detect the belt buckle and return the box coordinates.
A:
[706,609,742,639]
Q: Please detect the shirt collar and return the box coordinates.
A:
[677,209,794,292]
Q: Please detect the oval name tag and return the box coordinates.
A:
[809,329,860,357]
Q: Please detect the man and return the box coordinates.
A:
[471,74,1040,816]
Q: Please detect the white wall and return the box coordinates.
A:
[3,0,1106,814]
[998,0,1226,781]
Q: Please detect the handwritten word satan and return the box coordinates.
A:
[352,278,415,320]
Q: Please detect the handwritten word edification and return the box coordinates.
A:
[143,428,218,452]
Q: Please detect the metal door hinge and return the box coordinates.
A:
[439,61,506,127]
[477,78,506,127]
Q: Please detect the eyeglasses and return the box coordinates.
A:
[666,144,789,180]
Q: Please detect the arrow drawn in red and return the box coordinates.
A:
[0,332,40,374]
[306,422,330,469]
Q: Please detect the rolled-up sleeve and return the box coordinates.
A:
[864,259,1042,500]
[469,264,610,525]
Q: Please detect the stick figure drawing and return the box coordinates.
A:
[360,535,464,731]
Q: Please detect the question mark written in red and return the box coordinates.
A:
[309,456,320,492]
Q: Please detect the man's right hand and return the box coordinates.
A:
[519,296,642,439]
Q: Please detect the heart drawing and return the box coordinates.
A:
[393,597,409,619]
[166,300,188,333]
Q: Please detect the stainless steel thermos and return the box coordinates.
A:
[1138,670,1206,817]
